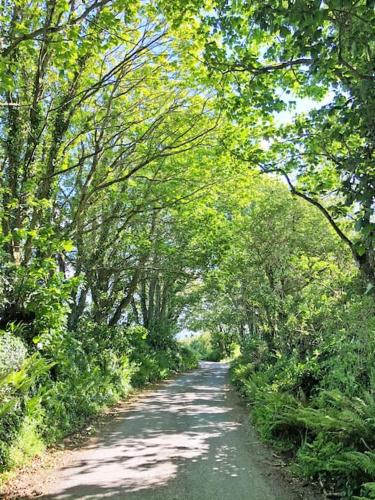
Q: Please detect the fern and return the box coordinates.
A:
[353,482,375,500]
[0,354,51,418]
[332,451,375,476]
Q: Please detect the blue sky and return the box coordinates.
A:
[274,92,334,125]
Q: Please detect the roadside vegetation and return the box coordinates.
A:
[0,1,373,498]
[195,182,375,498]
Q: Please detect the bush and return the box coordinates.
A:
[176,344,199,370]
[131,342,198,387]
[0,332,27,377]
[0,354,50,471]
[183,332,222,361]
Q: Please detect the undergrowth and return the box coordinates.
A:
[0,324,198,478]
[230,294,375,499]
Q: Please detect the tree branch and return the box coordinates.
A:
[1,0,112,57]
[222,58,313,75]
[279,169,355,251]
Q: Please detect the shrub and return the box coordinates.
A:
[183,332,222,361]
[0,354,50,471]
[0,332,27,377]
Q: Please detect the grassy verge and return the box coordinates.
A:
[230,350,375,500]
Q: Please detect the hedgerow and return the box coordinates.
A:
[0,325,198,474]
[230,294,375,499]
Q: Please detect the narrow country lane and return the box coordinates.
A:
[39,362,318,500]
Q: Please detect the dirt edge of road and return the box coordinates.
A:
[0,375,183,499]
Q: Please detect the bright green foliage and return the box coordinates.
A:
[0,331,27,377]
[0,0,208,473]
[196,0,375,285]
[0,1,374,497]
[189,176,375,498]
[183,332,223,361]
[0,352,50,470]
[0,322,198,470]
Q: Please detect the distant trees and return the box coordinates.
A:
[186,176,352,355]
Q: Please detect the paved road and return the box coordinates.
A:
[42,362,318,500]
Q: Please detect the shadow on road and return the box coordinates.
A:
[31,362,312,500]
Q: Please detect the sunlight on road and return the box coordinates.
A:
[45,363,246,499]
[38,362,307,500]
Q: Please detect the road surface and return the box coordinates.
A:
[40,362,318,500]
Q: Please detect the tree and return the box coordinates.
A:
[188,175,353,357]
[0,0,217,337]
[195,0,375,286]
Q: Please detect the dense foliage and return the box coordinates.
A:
[0,1,373,498]
[0,0,206,475]
[197,179,375,498]
[199,0,375,285]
